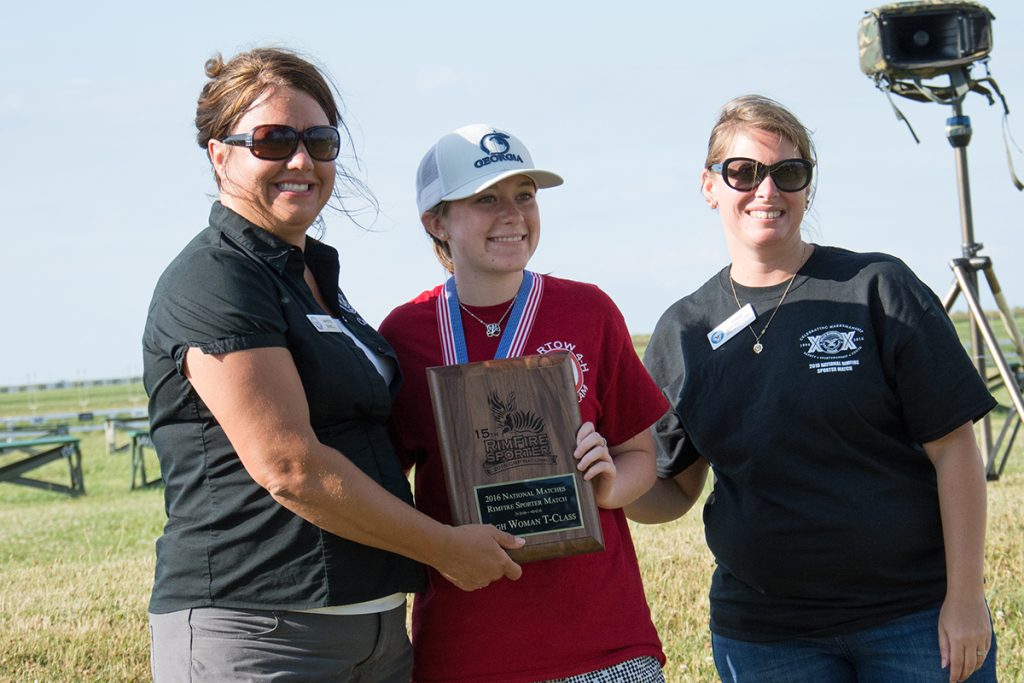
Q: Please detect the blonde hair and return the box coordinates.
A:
[705,95,817,201]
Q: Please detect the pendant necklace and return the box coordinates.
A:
[729,269,799,354]
[438,272,543,365]
[459,299,516,338]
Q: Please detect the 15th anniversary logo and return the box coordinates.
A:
[473,391,556,475]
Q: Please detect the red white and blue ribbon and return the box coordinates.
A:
[436,271,544,366]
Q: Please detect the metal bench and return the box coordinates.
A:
[104,416,148,454]
[128,430,161,490]
[0,435,85,496]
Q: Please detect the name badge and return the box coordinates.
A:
[707,304,756,350]
[306,314,344,333]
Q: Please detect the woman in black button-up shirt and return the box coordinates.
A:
[143,47,524,682]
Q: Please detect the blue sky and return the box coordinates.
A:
[2,1,1023,386]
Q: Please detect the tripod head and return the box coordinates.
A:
[869,60,1007,127]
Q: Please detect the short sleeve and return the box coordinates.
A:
[591,289,670,448]
[147,247,289,374]
[644,304,703,478]
[880,265,996,443]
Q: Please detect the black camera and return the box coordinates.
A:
[859,1,994,79]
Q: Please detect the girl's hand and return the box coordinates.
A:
[574,421,616,505]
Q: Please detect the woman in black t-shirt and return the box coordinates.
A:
[143,47,524,682]
[627,94,997,683]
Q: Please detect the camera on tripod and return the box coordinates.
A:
[859,1,994,80]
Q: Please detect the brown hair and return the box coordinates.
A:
[705,95,817,201]
[196,48,340,150]
[422,202,455,273]
[196,47,376,221]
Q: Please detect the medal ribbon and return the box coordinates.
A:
[436,271,544,366]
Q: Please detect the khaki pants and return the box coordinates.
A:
[149,604,411,682]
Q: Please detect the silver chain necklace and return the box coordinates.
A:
[459,299,516,338]
[729,270,799,354]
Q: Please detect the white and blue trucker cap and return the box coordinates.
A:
[415,123,564,214]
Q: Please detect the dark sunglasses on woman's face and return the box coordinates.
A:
[220,124,341,162]
[707,157,813,192]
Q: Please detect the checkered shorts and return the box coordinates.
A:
[542,656,665,683]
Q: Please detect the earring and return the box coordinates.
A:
[707,199,718,210]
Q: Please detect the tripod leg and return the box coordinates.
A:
[951,261,1024,480]
[943,280,961,311]
[992,411,1020,480]
[951,261,994,476]
[981,264,1024,361]
[952,261,1024,416]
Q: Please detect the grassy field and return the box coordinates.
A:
[0,383,146,418]
[1,329,1022,681]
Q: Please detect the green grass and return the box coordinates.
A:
[0,432,164,681]
[1,433,1019,681]
[0,383,146,419]
[1,329,1022,681]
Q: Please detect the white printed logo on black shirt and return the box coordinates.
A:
[800,323,865,374]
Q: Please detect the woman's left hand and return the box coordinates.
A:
[938,591,992,683]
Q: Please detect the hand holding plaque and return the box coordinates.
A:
[427,352,604,563]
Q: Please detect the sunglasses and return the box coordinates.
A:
[220,124,341,162]
[708,157,813,192]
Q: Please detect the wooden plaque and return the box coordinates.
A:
[426,352,604,563]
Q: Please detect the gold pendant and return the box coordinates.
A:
[753,342,763,354]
